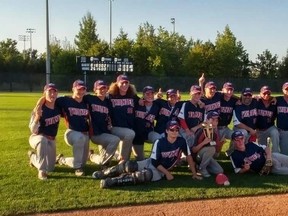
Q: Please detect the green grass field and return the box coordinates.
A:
[1,92,288,216]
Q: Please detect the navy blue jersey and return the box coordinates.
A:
[201,91,222,114]
[84,94,111,135]
[150,136,190,170]
[219,95,238,126]
[37,104,61,137]
[256,99,277,130]
[230,142,266,173]
[153,99,184,134]
[233,99,258,129]
[108,94,139,129]
[178,101,205,129]
[56,96,89,132]
[276,96,288,130]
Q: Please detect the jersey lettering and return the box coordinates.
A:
[68,108,88,116]
[221,106,233,113]
[110,98,134,107]
[187,111,203,119]
[205,101,221,112]
[241,108,257,118]
[161,148,180,158]
[91,104,109,114]
[277,106,288,114]
[45,115,61,126]
[159,107,171,116]
[257,109,273,118]
[244,152,261,164]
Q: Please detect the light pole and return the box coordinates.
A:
[171,18,175,34]
[26,28,36,58]
[46,0,51,84]
[18,35,30,59]
[109,0,113,49]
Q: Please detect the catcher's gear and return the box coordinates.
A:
[100,168,153,188]
[259,159,273,176]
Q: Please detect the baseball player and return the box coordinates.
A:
[92,120,202,188]
[230,131,288,175]
[178,85,205,148]
[28,83,61,180]
[192,111,224,177]
[256,86,279,152]
[107,74,138,162]
[132,86,158,161]
[55,80,90,176]
[148,88,183,143]
[84,80,120,166]
[276,82,288,155]
[200,81,222,115]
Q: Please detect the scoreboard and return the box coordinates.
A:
[76,56,133,73]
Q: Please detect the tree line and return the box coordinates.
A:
[0,12,288,79]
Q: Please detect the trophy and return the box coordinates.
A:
[202,122,216,146]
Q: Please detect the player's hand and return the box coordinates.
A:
[155,88,163,99]
[242,162,250,171]
[192,174,203,180]
[34,104,43,120]
[138,98,145,106]
[176,90,181,101]
[198,73,205,86]
[165,172,174,181]
[202,137,211,146]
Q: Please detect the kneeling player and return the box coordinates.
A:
[92,120,202,188]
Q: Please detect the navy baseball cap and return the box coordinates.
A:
[73,80,86,90]
[232,131,244,140]
[206,111,219,119]
[44,83,57,92]
[166,120,180,130]
[205,81,216,89]
[260,86,271,94]
[143,86,154,93]
[241,88,252,96]
[223,82,234,90]
[282,82,288,90]
[116,74,129,83]
[166,89,177,98]
[94,80,107,90]
[190,85,201,94]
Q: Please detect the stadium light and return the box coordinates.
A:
[171,18,175,34]
[26,28,36,58]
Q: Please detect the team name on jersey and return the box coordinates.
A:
[159,107,171,116]
[68,108,89,116]
[243,152,261,164]
[187,111,203,119]
[241,108,257,118]
[277,106,288,114]
[161,148,180,158]
[221,106,233,113]
[135,110,146,119]
[45,115,61,126]
[91,104,109,114]
[205,101,221,112]
[257,109,273,118]
[111,98,134,107]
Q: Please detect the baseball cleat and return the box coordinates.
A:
[92,171,105,179]
[27,150,35,167]
[38,171,48,180]
[100,178,112,189]
[75,168,85,177]
[55,154,64,165]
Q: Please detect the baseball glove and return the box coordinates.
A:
[259,159,273,176]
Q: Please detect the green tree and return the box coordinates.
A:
[254,49,278,78]
[111,28,133,59]
[74,12,99,55]
[278,50,288,79]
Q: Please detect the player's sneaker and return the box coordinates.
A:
[199,168,211,178]
[100,178,112,189]
[55,154,64,165]
[27,150,35,167]
[92,170,105,179]
[88,149,94,160]
[38,171,48,180]
[75,168,85,177]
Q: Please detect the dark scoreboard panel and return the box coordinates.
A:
[76,56,133,73]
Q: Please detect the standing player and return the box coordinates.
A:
[276,82,288,155]
[56,80,90,176]
[256,86,279,152]
[108,75,138,162]
[84,80,120,166]
[92,120,202,188]
[178,85,205,148]
[28,83,61,180]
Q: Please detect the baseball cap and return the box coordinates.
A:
[44,83,57,92]
[205,81,216,89]
[166,89,177,98]
[143,86,154,93]
[166,120,180,130]
[215,173,230,186]
[260,86,271,94]
[222,82,234,90]
[73,80,86,90]
[241,87,252,96]
[116,74,129,83]
[94,80,107,90]
[231,131,244,140]
[282,82,288,90]
[190,85,201,94]
[206,111,219,119]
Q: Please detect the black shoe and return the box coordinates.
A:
[75,168,85,176]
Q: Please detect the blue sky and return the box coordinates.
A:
[1,0,288,60]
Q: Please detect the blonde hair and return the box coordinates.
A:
[108,82,137,97]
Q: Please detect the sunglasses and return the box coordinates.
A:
[263,92,271,96]
[243,94,252,97]
[169,129,179,132]
[234,137,244,141]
